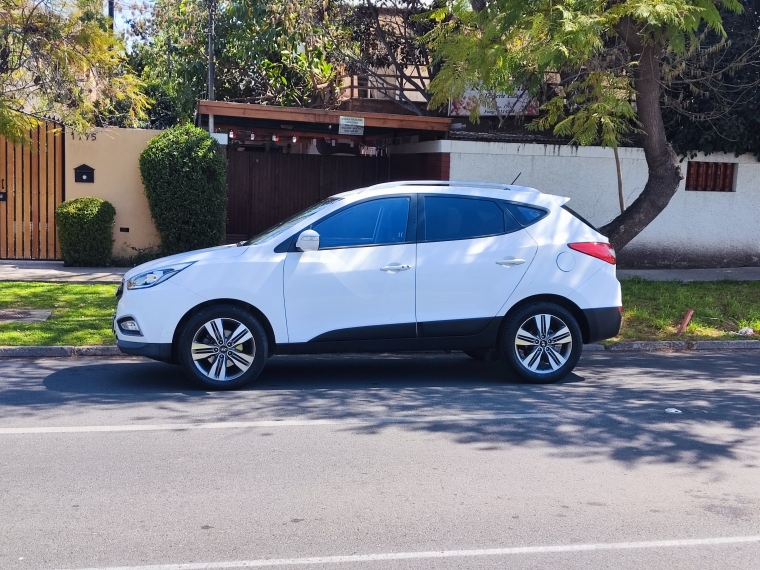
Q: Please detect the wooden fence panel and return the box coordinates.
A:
[54,129,63,259]
[0,121,64,260]
[0,140,7,258]
[30,127,40,259]
[226,150,393,241]
[46,126,57,259]
[225,150,451,242]
[14,141,22,258]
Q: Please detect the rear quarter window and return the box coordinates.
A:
[502,202,549,227]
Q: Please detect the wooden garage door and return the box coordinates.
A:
[0,121,64,260]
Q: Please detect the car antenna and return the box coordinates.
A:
[511,172,521,185]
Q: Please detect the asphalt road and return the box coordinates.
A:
[1,351,759,570]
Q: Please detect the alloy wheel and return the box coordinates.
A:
[513,313,573,374]
[191,318,256,382]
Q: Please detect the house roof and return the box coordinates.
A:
[197,101,451,133]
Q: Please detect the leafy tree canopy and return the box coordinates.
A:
[424,0,742,251]
[0,0,148,143]
[128,0,346,119]
[663,2,760,158]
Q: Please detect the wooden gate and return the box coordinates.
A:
[226,152,391,242]
[0,121,64,260]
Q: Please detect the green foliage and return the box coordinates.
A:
[139,124,228,256]
[531,73,639,147]
[0,282,117,346]
[617,278,760,341]
[425,0,741,148]
[97,82,181,129]
[664,3,760,158]
[55,197,116,267]
[0,0,148,144]
[129,0,346,116]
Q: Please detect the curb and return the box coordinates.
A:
[604,340,760,351]
[0,346,123,358]
[1,341,759,358]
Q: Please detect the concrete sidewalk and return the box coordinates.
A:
[1,260,759,284]
[0,261,126,284]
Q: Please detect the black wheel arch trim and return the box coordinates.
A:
[501,294,613,345]
[171,299,278,363]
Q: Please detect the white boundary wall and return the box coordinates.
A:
[391,140,760,267]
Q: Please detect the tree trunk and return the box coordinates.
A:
[599,18,683,251]
[613,145,625,214]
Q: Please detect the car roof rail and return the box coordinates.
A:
[365,180,537,192]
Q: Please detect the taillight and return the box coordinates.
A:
[568,242,616,264]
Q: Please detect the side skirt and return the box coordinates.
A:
[275,318,502,355]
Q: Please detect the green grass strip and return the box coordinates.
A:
[0,279,758,346]
[0,282,118,346]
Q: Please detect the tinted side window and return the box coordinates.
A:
[314,197,410,248]
[424,197,508,241]
[503,202,548,227]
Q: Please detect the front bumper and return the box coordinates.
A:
[583,307,622,343]
[117,339,173,363]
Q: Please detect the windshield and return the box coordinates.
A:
[242,197,343,246]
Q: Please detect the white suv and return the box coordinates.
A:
[115,181,621,389]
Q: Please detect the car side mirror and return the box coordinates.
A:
[295,229,320,252]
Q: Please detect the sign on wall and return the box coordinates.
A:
[339,116,365,136]
[449,90,538,117]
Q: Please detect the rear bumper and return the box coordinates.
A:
[117,339,173,363]
[583,307,622,343]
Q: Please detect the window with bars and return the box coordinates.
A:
[685,161,736,192]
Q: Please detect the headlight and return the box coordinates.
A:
[126,262,195,290]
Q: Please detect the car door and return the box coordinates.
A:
[283,196,417,343]
[415,195,538,336]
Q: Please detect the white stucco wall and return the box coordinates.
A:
[391,140,760,267]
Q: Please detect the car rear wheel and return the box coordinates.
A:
[500,302,582,384]
[178,305,268,390]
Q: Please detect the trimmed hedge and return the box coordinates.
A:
[55,197,116,266]
[139,124,228,255]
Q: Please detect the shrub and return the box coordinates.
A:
[55,197,116,267]
[139,123,227,255]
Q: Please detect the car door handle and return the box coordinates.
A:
[380,264,411,272]
[496,257,526,266]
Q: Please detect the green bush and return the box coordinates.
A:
[55,197,116,267]
[139,123,227,255]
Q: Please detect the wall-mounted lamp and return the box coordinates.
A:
[292,136,298,143]
[272,134,279,142]
[250,132,255,140]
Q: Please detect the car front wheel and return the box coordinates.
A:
[500,302,582,384]
[178,305,268,390]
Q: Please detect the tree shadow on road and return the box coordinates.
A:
[1,351,759,468]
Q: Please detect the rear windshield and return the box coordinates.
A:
[243,197,343,245]
[561,205,597,231]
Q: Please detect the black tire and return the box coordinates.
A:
[499,302,582,384]
[463,349,500,361]
[178,304,268,390]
